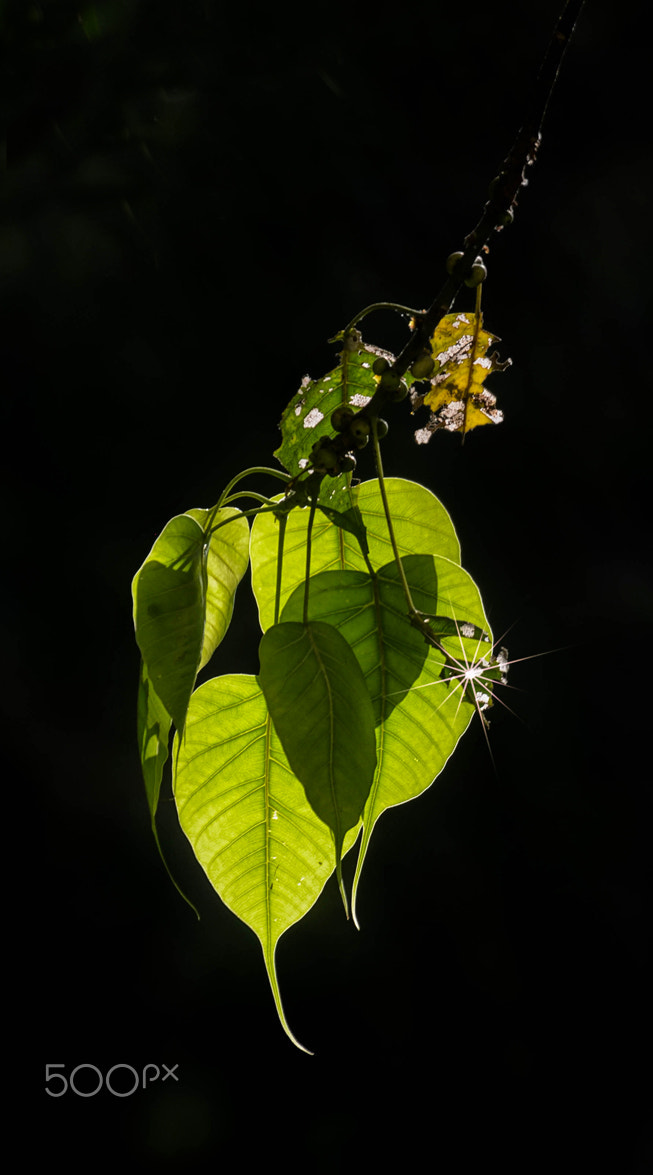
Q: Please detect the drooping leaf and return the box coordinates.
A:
[280,557,434,723]
[279,556,491,926]
[132,514,205,731]
[412,311,511,441]
[185,506,250,670]
[258,621,377,910]
[137,660,199,916]
[274,329,400,478]
[250,477,461,631]
[137,659,172,820]
[133,508,250,733]
[174,674,359,1052]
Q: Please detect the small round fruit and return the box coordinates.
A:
[410,353,435,380]
[375,418,389,439]
[372,356,390,376]
[339,454,357,473]
[380,372,408,402]
[350,417,371,447]
[446,251,464,275]
[464,260,487,287]
[331,405,354,432]
[378,369,401,394]
[312,442,339,471]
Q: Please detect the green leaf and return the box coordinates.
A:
[133,508,250,732]
[275,331,393,477]
[137,660,172,820]
[279,556,491,926]
[259,621,377,911]
[185,507,250,670]
[137,660,199,917]
[174,674,360,1052]
[317,504,369,557]
[280,557,433,724]
[132,514,205,732]
[250,477,461,632]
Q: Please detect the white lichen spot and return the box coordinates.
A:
[301,375,311,388]
[474,356,492,369]
[298,458,309,469]
[436,337,473,367]
[452,313,471,329]
[350,393,371,407]
[460,622,476,638]
[415,428,431,445]
[441,401,466,431]
[271,810,279,821]
[304,408,324,429]
[361,361,370,368]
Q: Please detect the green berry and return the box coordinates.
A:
[393,383,408,402]
[331,405,354,432]
[410,353,435,380]
[311,441,339,471]
[379,370,401,394]
[446,251,464,275]
[375,418,389,439]
[464,260,487,288]
[339,454,357,473]
[350,417,371,447]
[372,356,390,376]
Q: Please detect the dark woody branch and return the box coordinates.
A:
[364,0,587,411]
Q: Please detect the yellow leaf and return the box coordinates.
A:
[413,312,510,440]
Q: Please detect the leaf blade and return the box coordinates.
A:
[250,477,461,631]
[174,674,359,1051]
[132,514,205,732]
[258,620,377,905]
[185,506,250,670]
[277,556,491,925]
[274,332,395,478]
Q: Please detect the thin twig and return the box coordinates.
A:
[361,0,586,415]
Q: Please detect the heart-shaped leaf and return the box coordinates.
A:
[185,506,250,670]
[174,674,360,1052]
[259,620,377,910]
[250,477,460,632]
[132,514,206,732]
[133,508,250,733]
[279,555,491,925]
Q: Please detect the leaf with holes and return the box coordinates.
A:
[412,312,510,441]
[274,330,399,482]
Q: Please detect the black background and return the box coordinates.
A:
[7,1,651,1169]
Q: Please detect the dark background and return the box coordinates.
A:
[7,1,651,1168]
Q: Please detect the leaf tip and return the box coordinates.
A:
[264,943,314,1056]
[336,857,349,920]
